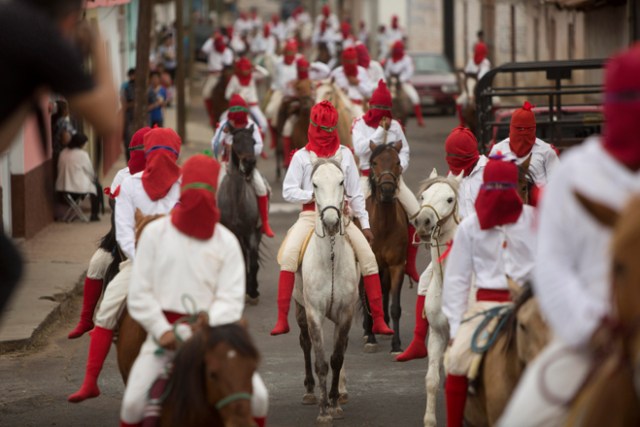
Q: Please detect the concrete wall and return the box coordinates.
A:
[407,0,442,53]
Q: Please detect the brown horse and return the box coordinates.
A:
[361,142,408,354]
[388,74,411,127]
[464,282,550,426]
[158,323,260,427]
[563,194,640,427]
[273,94,314,178]
[208,66,234,127]
[459,74,479,136]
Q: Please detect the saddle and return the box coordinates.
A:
[277,226,314,269]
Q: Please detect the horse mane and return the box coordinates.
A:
[98,210,117,251]
[311,157,343,178]
[418,175,460,198]
[168,324,259,427]
[503,282,535,351]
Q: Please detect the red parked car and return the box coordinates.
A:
[409,52,460,115]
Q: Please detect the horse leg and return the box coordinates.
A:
[328,317,351,420]
[424,326,447,427]
[359,280,378,353]
[295,302,316,405]
[389,265,404,354]
[306,308,331,425]
[381,270,391,327]
[338,363,348,404]
[245,234,260,302]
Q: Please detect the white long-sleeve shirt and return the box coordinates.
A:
[284,146,370,229]
[128,217,245,341]
[110,167,130,193]
[464,57,491,80]
[442,206,537,337]
[534,137,640,348]
[312,28,338,58]
[56,148,96,195]
[330,65,374,101]
[490,138,559,186]
[351,117,409,172]
[366,61,386,86]
[271,56,298,95]
[200,42,234,72]
[271,21,287,41]
[250,34,277,56]
[457,155,488,219]
[115,172,181,261]
[211,116,263,158]
[225,75,259,104]
[385,55,414,83]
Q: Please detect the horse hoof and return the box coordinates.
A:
[363,343,378,353]
[245,295,259,306]
[330,406,344,419]
[316,414,333,426]
[338,393,349,404]
[302,393,317,405]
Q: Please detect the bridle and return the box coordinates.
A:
[315,198,346,238]
[372,170,399,193]
[215,392,253,411]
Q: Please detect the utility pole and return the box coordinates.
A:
[176,0,187,143]
[134,0,155,131]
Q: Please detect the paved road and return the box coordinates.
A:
[0,109,457,427]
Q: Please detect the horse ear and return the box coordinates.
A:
[507,276,523,300]
[309,151,319,165]
[333,148,343,164]
[454,170,464,183]
[574,191,619,228]
[134,208,144,226]
[521,153,533,173]
[369,141,377,153]
[429,168,438,179]
[392,140,402,152]
[248,124,254,133]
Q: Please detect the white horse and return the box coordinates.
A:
[293,151,359,426]
[412,169,462,427]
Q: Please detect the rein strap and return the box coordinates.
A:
[215,392,253,410]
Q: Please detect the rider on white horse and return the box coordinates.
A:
[351,79,420,283]
[201,33,234,125]
[69,128,182,403]
[490,101,559,186]
[225,57,269,137]
[330,46,374,117]
[270,100,394,337]
[384,40,425,127]
[500,44,640,427]
[211,94,274,238]
[67,127,150,340]
[121,155,269,427]
[443,156,537,427]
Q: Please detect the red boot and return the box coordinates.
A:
[270,271,295,335]
[362,274,394,335]
[204,99,214,127]
[68,277,103,339]
[283,137,292,168]
[120,422,141,427]
[68,326,113,402]
[445,374,468,427]
[405,225,420,283]
[257,196,275,238]
[395,295,428,361]
[254,417,266,427]
[414,104,426,127]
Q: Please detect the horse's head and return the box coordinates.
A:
[369,142,402,203]
[507,281,550,365]
[134,209,165,245]
[575,193,640,395]
[230,125,257,179]
[413,169,462,241]
[310,150,345,237]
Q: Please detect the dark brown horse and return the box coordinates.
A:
[388,74,410,127]
[361,142,408,354]
[158,323,260,427]
[316,42,332,65]
[208,66,234,127]
[274,94,314,179]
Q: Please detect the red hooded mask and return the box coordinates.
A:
[342,46,358,77]
[263,24,271,38]
[474,42,488,65]
[297,57,309,80]
[474,156,523,230]
[391,15,399,29]
[509,101,537,157]
[359,20,365,31]
[127,127,151,175]
[228,94,249,127]
[171,155,221,240]
[355,43,370,69]
[226,26,234,40]
[213,34,226,53]
[284,39,298,65]
[391,40,404,63]
[363,79,392,128]
[307,100,340,158]
[341,21,351,39]
[142,128,181,201]
[603,43,640,171]
[234,57,252,86]
[322,5,330,18]
[271,14,280,25]
[239,11,248,20]
[445,126,480,177]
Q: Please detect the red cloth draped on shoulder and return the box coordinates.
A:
[363,79,392,128]
[342,46,358,77]
[474,156,523,230]
[445,126,480,176]
[306,100,340,158]
[127,127,151,175]
[509,101,536,157]
[228,94,249,127]
[235,57,252,86]
[171,154,221,240]
[141,128,182,201]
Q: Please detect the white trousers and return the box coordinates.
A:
[218,163,268,197]
[498,337,591,427]
[277,211,378,275]
[87,248,113,280]
[282,115,298,137]
[265,90,284,124]
[121,332,269,423]
[95,260,131,330]
[202,73,221,98]
[402,83,420,106]
[359,175,420,218]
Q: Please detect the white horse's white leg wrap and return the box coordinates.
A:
[202,74,221,98]
[397,176,420,218]
[251,169,268,197]
[498,338,591,427]
[120,335,173,423]
[87,248,113,280]
[95,260,132,330]
[345,222,378,276]
[277,212,316,272]
[251,373,269,417]
[401,83,420,105]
